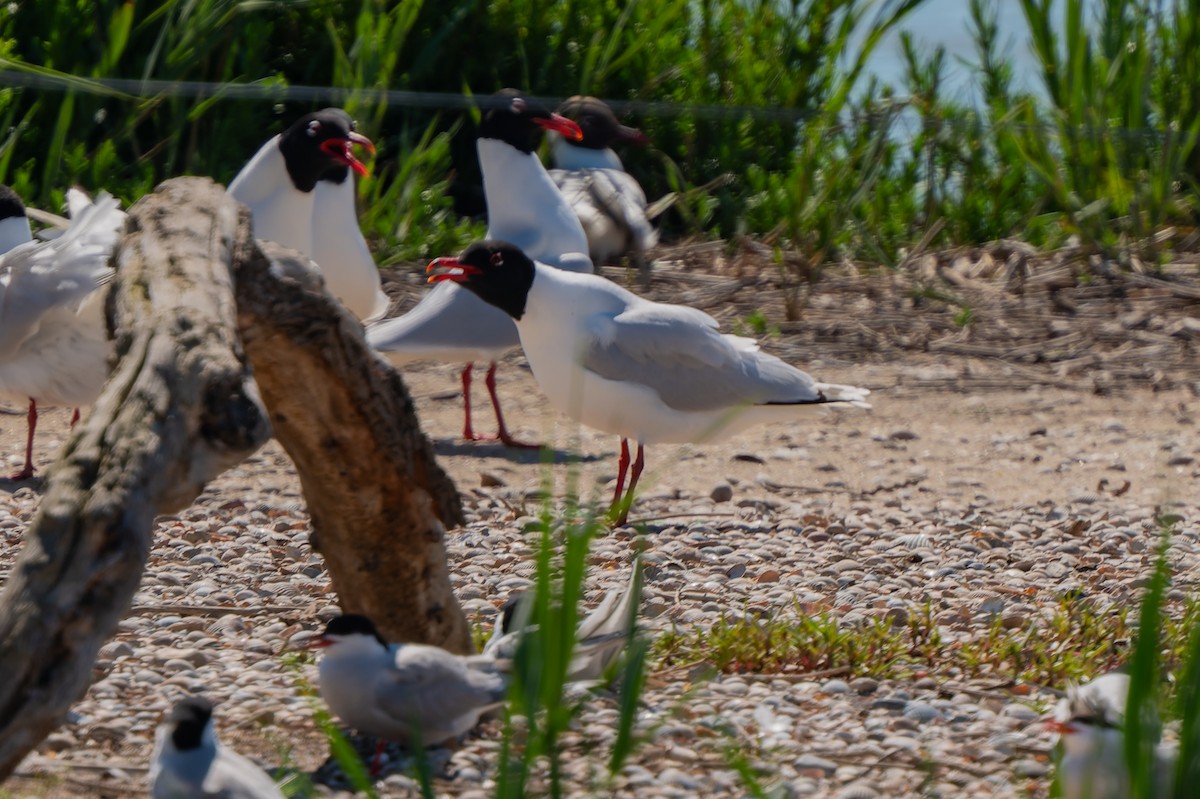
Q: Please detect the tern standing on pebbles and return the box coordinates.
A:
[228,108,389,323]
[367,90,592,448]
[0,186,124,480]
[149,696,286,799]
[428,240,871,522]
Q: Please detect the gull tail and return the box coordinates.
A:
[813,382,872,410]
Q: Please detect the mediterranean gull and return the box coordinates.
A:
[548,95,658,276]
[367,90,592,448]
[228,108,388,322]
[428,240,871,523]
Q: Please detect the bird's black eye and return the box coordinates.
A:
[491,252,504,266]
[510,97,526,114]
[307,120,321,137]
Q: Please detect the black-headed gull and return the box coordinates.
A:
[428,240,871,522]
[367,90,592,448]
[228,108,388,322]
[150,696,286,799]
[1047,671,1176,799]
[0,187,124,480]
[548,96,657,276]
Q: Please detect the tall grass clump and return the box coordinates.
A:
[1014,0,1200,255]
[492,502,646,798]
[4,0,1200,267]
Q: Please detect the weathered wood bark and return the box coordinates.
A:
[234,241,471,653]
[0,177,271,778]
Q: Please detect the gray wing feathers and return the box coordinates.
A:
[582,303,858,412]
[206,748,286,798]
[366,281,520,356]
[377,646,506,737]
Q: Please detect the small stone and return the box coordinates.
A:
[889,430,919,441]
[756,569,781,583]
[480,471,507,487]
[822,679,850,695]
[1012,759,1051,778]
[658,767,700,790]
[794,753,838,777]
[99,641,134,659]
[902,701,942,723]
[850,677,879,695]
[710,482,734,503]
[1000,703,1040,723]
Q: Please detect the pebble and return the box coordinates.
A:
[710,482,734,503]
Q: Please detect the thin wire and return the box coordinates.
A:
[0,70,811,123]
[0,68,1183,142]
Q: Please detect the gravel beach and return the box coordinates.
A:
[2,257,1198,798]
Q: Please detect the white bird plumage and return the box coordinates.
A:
[150,696,285,799]
[313,614,508,747]
[367,90,592,447]
[228,108,388,323]
[0,186,124,479]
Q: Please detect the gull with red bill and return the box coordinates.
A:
[367,90,593,449]
[427,240,870,524]
[229,108,389,322]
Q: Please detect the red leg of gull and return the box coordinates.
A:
[614,443,645,526]
[460,363,480,441]
[610,439,631,519]
[70,408,80,427]
[9,398,37,481]
[370,738,386,777]
[483,363,541,450]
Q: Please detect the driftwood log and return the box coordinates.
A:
[234,241,469,652]
[0,176,469,779]
[0,178,272,777]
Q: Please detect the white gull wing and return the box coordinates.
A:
[368,137,592,361]
[0,192,121,357]
[0,192,122,407]
[229,136,316,258]
[311,176,389,322]
[581,297,868,413]
[515,264,869,444]
[481,567,640,682]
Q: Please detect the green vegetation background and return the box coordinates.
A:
[1,0,1198,263]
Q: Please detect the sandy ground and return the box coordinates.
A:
[1,325,1199,797]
